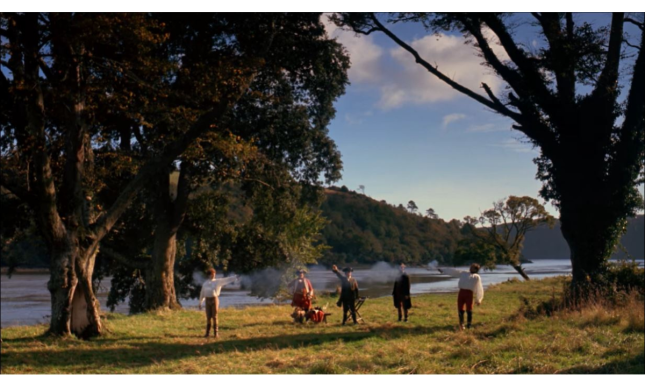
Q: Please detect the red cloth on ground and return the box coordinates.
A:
[458,288,474,311]
[309,309,325,323]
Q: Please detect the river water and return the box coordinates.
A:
[1,259,642,327]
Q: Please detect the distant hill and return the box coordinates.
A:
[522,215,644,260]
[319,186,644,264]
[319,187,463,265]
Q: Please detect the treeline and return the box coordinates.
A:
[318,187,463,265]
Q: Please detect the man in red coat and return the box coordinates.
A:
[289,269,314,312]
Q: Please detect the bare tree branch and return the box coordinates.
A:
[367,13,516,120]
[22,13,67,245]
[170,160,193,230]
[38,57,55,82]
[593,13,624,99]
[610,23,645,190]
[480,14,560,119]
[535,13,576,102]
[625,17,644,30]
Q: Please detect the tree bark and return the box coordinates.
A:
[47,246,77,335]
[560,205,613,287]
[145,219,182,311]
[74,248,102,338]
[144,164,192,311]
[46,239,103,337]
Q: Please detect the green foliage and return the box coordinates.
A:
[460,196,555,270]
[319,187,462,265]
[602,261,645,295]
[81,13,349,309]
[453,233,500,270]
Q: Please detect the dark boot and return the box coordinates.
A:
[466,311,473,329]
[398,308,402,322]
[204,323,211,338]
[404,310,408,322]
[458,311,465,330]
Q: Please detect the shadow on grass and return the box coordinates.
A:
[238,320,294,328]
[560,351,645,374]
[1,324,455,372]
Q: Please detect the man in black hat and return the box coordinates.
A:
[392,263,412,322]
[331,264,359,325]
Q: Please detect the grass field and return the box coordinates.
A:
[1,276,643,374]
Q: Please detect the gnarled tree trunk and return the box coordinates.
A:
[560,204,614,286]
[146,222,182,310]
[144,164,192,311]
[47,240,102,337]
[47,247,78,335]
[74,248,102,337]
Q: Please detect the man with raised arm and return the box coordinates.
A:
[331,265,359,325]
[438,263,484,330]
[198,268,239,338]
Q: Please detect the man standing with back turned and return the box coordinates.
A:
[392,263,412,322]
[438,263,484,330]
[199,268,239,338]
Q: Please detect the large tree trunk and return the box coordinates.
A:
[47,239,103,337]
[144,164,192,311]
[47,247,77,335]
[558,179,618,304]
[146,220,182,310]
[560,209,613,285]
[74,248,102,338]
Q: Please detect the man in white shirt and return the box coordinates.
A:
[438,263,484,330]
[198,268,239,338]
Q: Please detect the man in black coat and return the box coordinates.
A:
[392,263,412,322]
[332,264,359,325]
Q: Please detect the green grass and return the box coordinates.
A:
[1,277,643,374]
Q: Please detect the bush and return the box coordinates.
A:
[518,295,560,319]
[603,261,645,295]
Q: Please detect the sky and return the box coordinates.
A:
[321,13,645,222]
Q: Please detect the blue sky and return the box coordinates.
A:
[323,13,644,222]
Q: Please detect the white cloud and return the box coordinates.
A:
[322,15,384,84]
[467,123,509,133]
[323,14,510,111]
[381,30,509,109]
[442,113,466,129]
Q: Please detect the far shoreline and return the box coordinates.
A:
[0,267,49,275]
